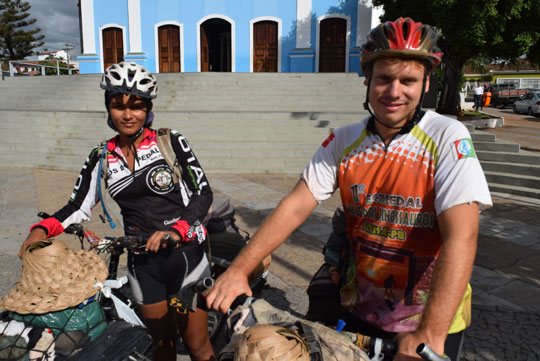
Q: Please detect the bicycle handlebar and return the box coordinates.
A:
[417,343,451,361]
[341,330,451,361]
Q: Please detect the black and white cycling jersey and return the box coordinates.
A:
[32,128,213,238]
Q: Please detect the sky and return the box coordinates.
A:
[26,0,81,57]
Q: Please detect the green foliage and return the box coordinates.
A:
[0,0,45,61]
[40,57,69,75]
[372,0,540,114]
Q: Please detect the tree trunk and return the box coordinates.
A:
[436,40,468,116]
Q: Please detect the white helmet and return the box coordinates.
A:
[100,62,158,99]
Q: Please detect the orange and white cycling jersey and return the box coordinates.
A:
[302,110,492,333]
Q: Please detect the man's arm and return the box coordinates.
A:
[395,202,478,360]
[206,179,318,313]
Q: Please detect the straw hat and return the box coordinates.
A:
[234,324,310,361]
[0,239,108,314]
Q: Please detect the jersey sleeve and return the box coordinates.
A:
[301,130,341,203]
[30,147,102,237]
[433,121,492,215]
[169,130,213,225]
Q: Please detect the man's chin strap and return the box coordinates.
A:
[363,72,429,133]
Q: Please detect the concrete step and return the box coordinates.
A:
[477,150,540,166]
[471,132,497,142]
[0,73,367,113]
[0,128,331,145]
[474,141,520,153]
[485,171,540,190]
[480,160,540,178]
[1,72,364,88]
[487,182,540,200]
[0,112,365,132]
[0,151,309,174]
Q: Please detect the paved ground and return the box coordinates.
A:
[481,106,540,152]
[1,165,539,360]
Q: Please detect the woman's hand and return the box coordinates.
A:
[145,230,180,252]
[19,228,47,258]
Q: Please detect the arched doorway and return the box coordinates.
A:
[319,18,346,72]
[102,27,124,69]
[158,25,181,72]
[253,20,278,72]
[200,18,231,72]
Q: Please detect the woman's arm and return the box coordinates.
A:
[19,146,103,256]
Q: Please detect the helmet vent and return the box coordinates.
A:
[402,21,410,41]
[100,62,158,99]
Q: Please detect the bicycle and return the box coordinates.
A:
[57,219,229,342]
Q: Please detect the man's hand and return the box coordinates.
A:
[145,230,180,252]
[19,228,47,258]
[206,267,252,314]
[394,331,445,361]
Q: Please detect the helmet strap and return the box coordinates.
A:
[128,126,145,166]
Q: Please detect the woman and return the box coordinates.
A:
[19,62,215,361]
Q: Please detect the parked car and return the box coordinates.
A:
[513,91,540,116]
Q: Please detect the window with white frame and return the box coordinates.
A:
[496,78,520,85]
[520,78,540,89]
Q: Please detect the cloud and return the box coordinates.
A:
[26,0,81,56]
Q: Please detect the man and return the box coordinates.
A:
[473,81,484,111]
[207,17,492,360]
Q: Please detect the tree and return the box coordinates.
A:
[0,0,44,65]
[371,0,540,115]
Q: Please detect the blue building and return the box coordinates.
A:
[77,0,382,74]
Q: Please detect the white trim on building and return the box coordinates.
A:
[127,0,143,53]
[315,14,351,73]
[296,0,312,48]
[154,21,185,73]
[80,0,96,54]
[249,16,282,73]
[196,14,236,72]
[98,23,128,73]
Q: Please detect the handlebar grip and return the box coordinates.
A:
[416,343,451,361]
[193,277,215,294]
[37,212,51,219]
[369,337,398,358]
[162,233,177,248]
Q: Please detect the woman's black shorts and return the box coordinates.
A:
[127,244,209,305]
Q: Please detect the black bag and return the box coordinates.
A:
[306,207,348,327]
[305,263,342,327]
[68,320,152,361]
[204,195,249,262]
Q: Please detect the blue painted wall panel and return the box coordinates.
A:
[79,0,373,74]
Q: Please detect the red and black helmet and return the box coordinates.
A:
[360,17,442,72]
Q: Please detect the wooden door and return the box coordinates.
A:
[158,25,181,72]
[319,18,346,72]
[103,27,124,69]
[201,26,210,72]
[253,21,278,72]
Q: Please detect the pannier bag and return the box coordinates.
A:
[219,299,369,361]
[204,196,271,287]
[0,300,107,360]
